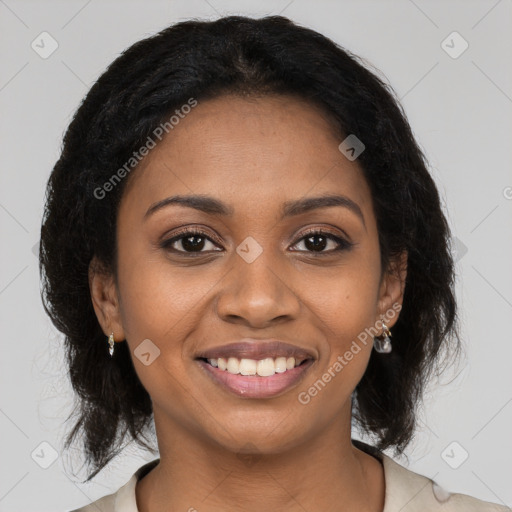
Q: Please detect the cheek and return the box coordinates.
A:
[294,263,379,417]
[115,249,223,416]
[117,256,216,341]
[307,258,380,336]
[297,253,381,380]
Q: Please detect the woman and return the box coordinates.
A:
[39,15,509,512]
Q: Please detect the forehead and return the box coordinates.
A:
[120,94,373,218]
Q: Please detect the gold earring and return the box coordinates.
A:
[108,332,115,357]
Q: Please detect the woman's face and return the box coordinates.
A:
[92,94,405,455]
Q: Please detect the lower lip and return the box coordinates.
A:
[197,359,314,399]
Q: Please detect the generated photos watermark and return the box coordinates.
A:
[93,97,198,200]
[297,302,402,405]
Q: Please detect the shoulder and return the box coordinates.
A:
[68,459,160,512]
[69,492,116,512]
[382,453,510,512]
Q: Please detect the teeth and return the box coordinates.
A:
[274,357,287,373]
[239,358,257,375]
[257,357,275,377]
[227,357,239,375]
[205,356,304,376]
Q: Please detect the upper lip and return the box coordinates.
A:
[195,339,316,362]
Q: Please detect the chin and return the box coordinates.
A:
[206,417,313,457]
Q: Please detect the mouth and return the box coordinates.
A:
[198,355,310,375]
[194,339,316,399]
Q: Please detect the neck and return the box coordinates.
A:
[136,408,384,512]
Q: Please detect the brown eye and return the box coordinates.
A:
[161,229,222,254]
[291,230,353,254]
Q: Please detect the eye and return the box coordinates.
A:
[290,229,353,254]
[160,228,222,254]
[160,227,353,256]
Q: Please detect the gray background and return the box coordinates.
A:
[1,0,511,510]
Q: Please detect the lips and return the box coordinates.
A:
[194,339,316,398]
[195,339,315,362]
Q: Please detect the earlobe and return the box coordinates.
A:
[377,250,408,330]
[88,256,125,340]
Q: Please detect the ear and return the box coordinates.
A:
[88,255,125,342]
[376,250,407,330]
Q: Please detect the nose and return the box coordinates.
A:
[215,249,301,329]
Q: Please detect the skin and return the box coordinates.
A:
[90,94,407,512]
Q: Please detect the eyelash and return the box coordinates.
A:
[160,227,354,256]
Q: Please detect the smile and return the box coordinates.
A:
[196,357,314,398]
[207,356,304,376]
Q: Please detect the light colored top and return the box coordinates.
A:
[70,444,510,512]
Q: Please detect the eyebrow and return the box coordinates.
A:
[144,193,366,228]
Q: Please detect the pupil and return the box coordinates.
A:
[305,235,327,252]
[183,235,205,251]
